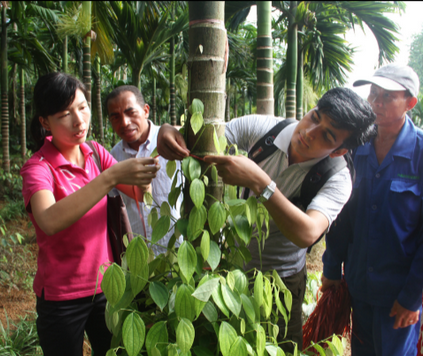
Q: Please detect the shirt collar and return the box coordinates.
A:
[39,136,93,169]
[272,120,326,170]
[356,115,416,159]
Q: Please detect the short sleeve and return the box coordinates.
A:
[20,157,54,212]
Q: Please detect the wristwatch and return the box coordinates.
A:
[257,181,276,203]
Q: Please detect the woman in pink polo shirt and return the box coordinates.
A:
[20,72,159,356]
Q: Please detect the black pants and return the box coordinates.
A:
[277,264,307,353]
[36,291,112,356]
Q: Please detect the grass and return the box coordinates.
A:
[0,312,42,356]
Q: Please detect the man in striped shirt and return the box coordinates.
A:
[106,85,181,257]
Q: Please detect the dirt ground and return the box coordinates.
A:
[0,213,349,356]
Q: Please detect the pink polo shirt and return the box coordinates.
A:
[21,137,117,301]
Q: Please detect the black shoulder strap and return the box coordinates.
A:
[242,119,296,199]
[86,141,102,173]
[299,151,354,253]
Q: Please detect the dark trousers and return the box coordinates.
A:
[277,264,307,353]
[36,292,112,356]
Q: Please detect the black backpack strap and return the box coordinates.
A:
[242,119,296,199]
[86,141,102,173]
[295,153,353,253]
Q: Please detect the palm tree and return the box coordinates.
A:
[109,1,188,90]
[256,1,274,115]
[1,2,9,173]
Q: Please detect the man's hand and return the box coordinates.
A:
[389,300,420,329]
[320,274,341,292]
[203,155,271,196]
[157,124,190,160]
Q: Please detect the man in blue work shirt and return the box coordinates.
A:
[322,64,422,356]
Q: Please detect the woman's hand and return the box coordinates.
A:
[108,157,160,188]
[157,124,190,161]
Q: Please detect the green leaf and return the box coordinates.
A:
[126,237,149,275]
[182,157,191,179]
[168,186,181,209]
[310,342,326,356]
[246,196,257,226]
[211,165,218,183]
[240,294,256,323]
[256,324,266,356]
[145,321,168,356]
[187,206,207,241]
[207,241,221,271]
[101,264,126,307]
[203,175,209,187]
[265,345,286,356]
[232,215,252,245]
[176,318,195,353]
[150,147,159,158]
[175,284,196,321]
[222,285,241,317]
[149,282,169,311]
[229,336,248,356]
[166,160,177,179]
[190,178,205,209]
[191,98,204,114]
[326,340,341,356]
[148,208,159,229]
[192,278,220,302]
[160,202,171,217]
[106,350,116,356]
[200,230,210,261]
[283,288,293,317]
[189,157,202,180]
[191,112,204,135]
[263,277,273,319]
[151,215,171,244]
[232,269,248,294]
[178,241,197,282]
[219,135,228,153]
[211,284,230,318]
[176,218,189,238]
[213,128,221,154]
[202,301,218,322]
[131,263,149,297]
[226,271,235,290]
[219,322,238,356]
[330,335,343,355]
[254,271,263,307]
[122,313,146,356]
[144,191,154,207]
[208,202,226,235]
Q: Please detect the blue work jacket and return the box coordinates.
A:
[323,116,423,311]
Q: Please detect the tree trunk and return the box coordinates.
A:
[296,47,303,121]
[63,36,68,73]
[132,68,141,90]
[225,78,231,122]
[256,1,273,115]
[234,88,238,119]
[152,77,157,125]
[96,57,104,144]
[82,2,92,109]
[2,5,9,173]
[285,1,298,119]
[20,68,26,161]
[242,87,246,116]
[170,7,176,126]
[187,1,226,225]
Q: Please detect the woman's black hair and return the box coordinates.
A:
[30,72,87,151]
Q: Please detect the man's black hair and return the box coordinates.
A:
[30,72,87,151]
[105,85,146,112]
[317,87,377,149]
